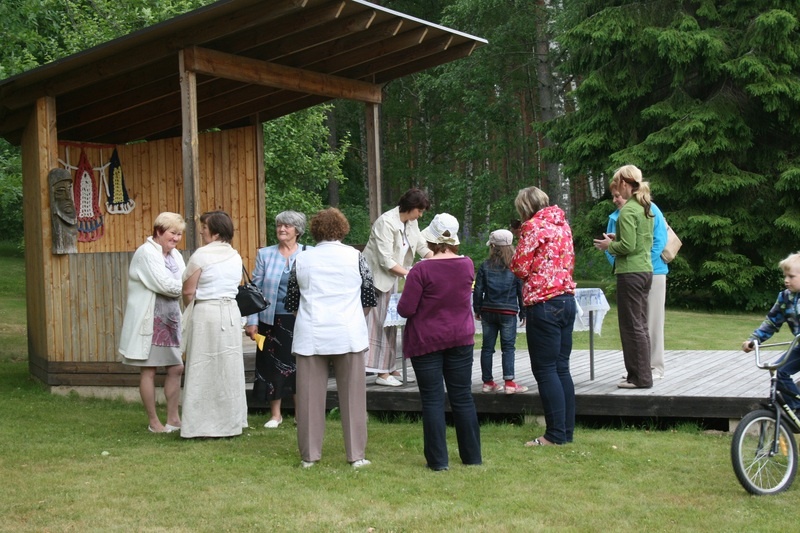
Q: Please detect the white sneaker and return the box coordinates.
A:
[301,460,316,468]
[375,375,403,387]
[351,459,371,468]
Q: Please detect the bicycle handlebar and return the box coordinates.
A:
[752,334,800,370]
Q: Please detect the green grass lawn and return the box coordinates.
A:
[0,359,796,531]
[570,306,766,352]
[0,242,26,362]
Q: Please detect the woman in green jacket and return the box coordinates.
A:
[594,165,655,389]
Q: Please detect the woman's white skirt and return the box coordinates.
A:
[181,298,248,438]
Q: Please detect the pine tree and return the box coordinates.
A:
[546,0,800,309]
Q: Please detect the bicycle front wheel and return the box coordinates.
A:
[731,409,798,495]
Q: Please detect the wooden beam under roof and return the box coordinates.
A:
[52,1,348,120]
[375,41,481,84]
[208,0,350,55]
[183,46,383,103]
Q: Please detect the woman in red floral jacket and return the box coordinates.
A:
[510,186,577,446]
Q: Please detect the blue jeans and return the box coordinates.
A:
[410,345,482,470]
[778,345,800,410]
[480,312,518,382]
[525,294,576,444]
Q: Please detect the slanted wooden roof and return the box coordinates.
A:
[0,0,486,146]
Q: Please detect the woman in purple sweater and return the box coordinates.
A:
[397,213,481,471]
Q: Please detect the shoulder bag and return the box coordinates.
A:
[661,225,682,263]
[236,266,270,316]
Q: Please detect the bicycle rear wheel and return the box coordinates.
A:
[731,409,797,495]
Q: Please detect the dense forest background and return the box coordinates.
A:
[2,0,800,311]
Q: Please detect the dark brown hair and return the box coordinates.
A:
[427,242,459,255]
[397,188,431,213]
[200,211,234,243]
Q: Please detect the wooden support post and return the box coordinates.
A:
[179,49,201,250]
[365,102,382,223]
[23,96,60,368]
[255,115,266,248]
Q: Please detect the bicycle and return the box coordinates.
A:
[731,335,800,495]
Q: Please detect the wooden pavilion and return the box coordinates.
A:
[0,0,486,392]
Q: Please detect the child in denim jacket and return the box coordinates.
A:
[473,229,527,394]
[743,252,800,410]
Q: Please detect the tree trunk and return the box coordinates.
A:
[326,107,339,207]
[534,1,563,212]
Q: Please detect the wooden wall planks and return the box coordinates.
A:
[36,125,262,366]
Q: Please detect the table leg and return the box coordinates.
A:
[589,310,595,380]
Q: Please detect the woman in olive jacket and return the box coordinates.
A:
[594,165,655,389]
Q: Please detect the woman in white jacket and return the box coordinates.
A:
[362,188,431,386]
[119,212,186,433]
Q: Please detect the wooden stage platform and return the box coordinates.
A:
[244,338,773,424]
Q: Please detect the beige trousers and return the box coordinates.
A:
[648,274,666,378]
[296,351,368,463]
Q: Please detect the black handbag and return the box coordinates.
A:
[236,266,270,316]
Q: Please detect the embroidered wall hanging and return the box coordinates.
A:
[73,149,105,242]
[104,148,135,214]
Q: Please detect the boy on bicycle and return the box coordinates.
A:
[742,252,800,410]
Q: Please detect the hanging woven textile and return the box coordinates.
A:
[104,148,135,214]
[73,149,104,242]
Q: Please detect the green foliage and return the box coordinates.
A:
[546,0,800,309]
[0,242,26,361]
[338,204,371,245]
[6,0,799,314]
[263,106,351,246]
[0,141,23,241]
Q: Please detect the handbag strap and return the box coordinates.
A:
[241,265,252,284]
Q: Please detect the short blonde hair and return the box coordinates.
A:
[779,252,800,273]
[152,212,185,237]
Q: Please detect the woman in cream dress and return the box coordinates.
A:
[180,211,248,438]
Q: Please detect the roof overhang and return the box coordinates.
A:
[0,0,486,146]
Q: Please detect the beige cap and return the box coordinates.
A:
[420,213,460,245]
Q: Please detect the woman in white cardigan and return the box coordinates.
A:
[119,212,186,433]
[362,188,432,386]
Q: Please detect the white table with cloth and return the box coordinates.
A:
[383,288,610,381]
